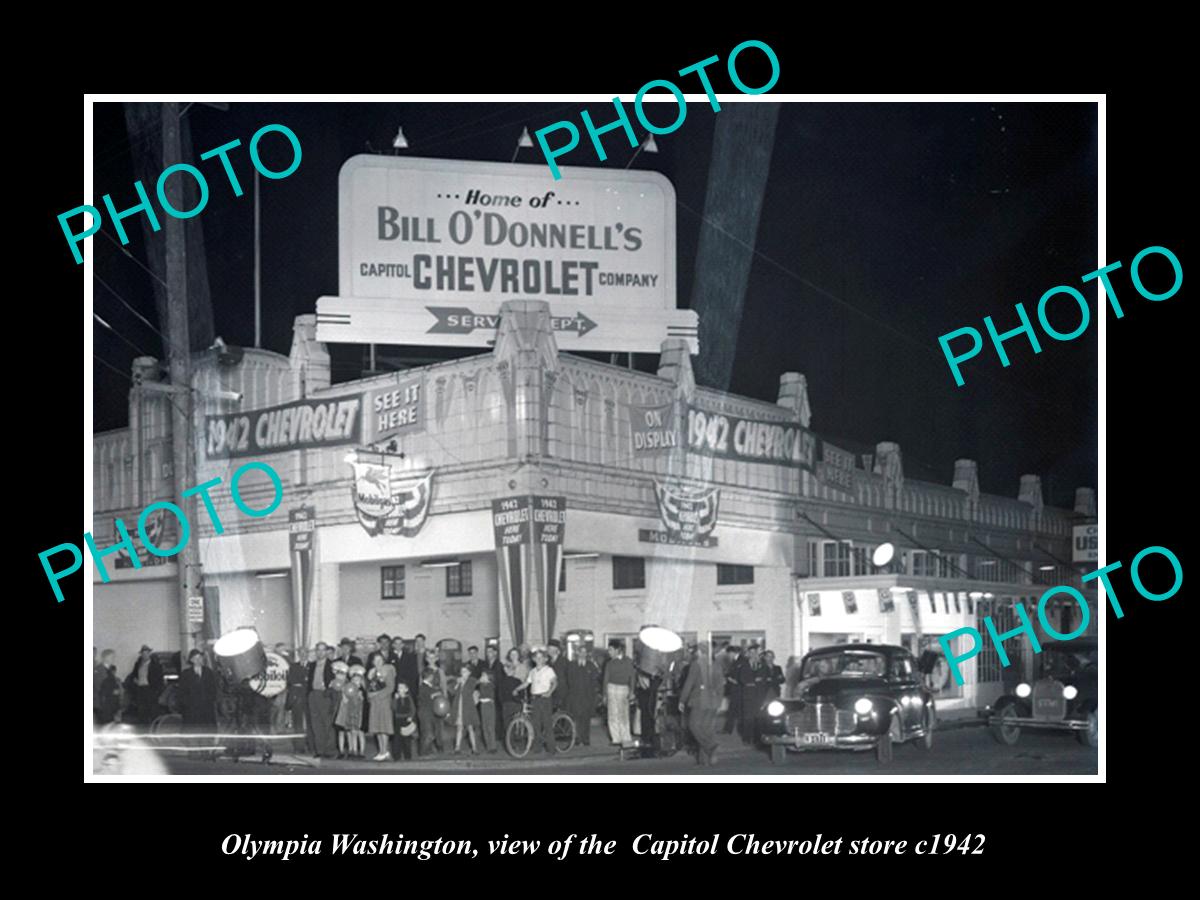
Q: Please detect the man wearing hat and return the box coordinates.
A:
[127,645,164,725]
[547,640,569,712]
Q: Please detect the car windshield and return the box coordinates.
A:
[801,651,887,678]
[1041,646,1098,679]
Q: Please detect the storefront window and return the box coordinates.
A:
[822,540,851,577]
[852,546,870,576]
[446,561,473,597]
[381,565,406,600]
[716,564,754,585]
[612,556,646,590]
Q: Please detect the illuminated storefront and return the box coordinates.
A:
[91,158,1094,711]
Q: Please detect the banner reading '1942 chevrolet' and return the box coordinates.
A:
[686,406,818,471]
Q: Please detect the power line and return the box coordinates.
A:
[94,273,168,347]
[94,312,150,357]
[100,228,168,288]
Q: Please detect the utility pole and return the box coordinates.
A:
[163,101,202,657]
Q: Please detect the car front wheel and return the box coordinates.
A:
[876,716,901,765]
[991,703,1021,746]
[917,709,934,751]
[1077,709,1098,748]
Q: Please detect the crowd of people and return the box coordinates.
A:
[92,635,788,766]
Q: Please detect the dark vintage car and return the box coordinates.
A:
[759,644,936,765]
[988,639,1097,747]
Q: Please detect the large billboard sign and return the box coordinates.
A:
[320,156,697,354]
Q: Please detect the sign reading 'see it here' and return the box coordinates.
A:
[369,376,423,440]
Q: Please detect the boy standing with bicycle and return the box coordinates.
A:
[523,649,558,755]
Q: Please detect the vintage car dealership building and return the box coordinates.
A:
[91,157,1098,714]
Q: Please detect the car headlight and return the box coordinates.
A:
[1016,683,1031,698]
[1062,685,1078,700]
[854,697,873,715]
[766,700,785,718]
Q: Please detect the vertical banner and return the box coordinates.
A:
[531,496,566,644]
[493,497,532,648]
[290,505,316,650]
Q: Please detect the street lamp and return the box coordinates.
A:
[512,126,534,162]
[392,126,409,151]
[625,133,658,169]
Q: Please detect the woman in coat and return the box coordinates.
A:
[366,651,396,761]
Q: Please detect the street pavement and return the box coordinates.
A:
[155,717,1098,776]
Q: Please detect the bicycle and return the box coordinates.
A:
[505,688,576,758]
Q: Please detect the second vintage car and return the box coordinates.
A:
[759,643,936,765]
[987,639,1098,747]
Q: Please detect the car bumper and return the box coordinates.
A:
[761,732,878,751]
[987,716,1090,732]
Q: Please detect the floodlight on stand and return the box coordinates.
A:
[213,627,267,682]
[872,543,895,567]
[634,625,683,678]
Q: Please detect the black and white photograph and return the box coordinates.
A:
[77,93,1110,779]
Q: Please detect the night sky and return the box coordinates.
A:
[91,100,1097,508]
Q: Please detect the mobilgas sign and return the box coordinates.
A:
[205,396,363,459]
[338,156,675,309]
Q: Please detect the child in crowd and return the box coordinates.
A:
[477,671,498,753]
[454,668,481,755]
[392,682,416,760]
[330,661,350,758]
[338,665,366,759]
[418,668,446,757]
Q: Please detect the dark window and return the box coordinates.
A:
[381,565,405,600]
[717,564,754,585]
[446,561,473,597]
[612,556,645,590]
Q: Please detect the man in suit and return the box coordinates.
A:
[762,650,786,698]
[305,642,337,758]
[127,645,164,725]
[547,640,569,712]
[464,645,486,679]
[679,645,723,766]
[735,645,761,745]
[721,645,741,734]
[177,649,219,728]
[482,644,506,746]
[284,646,309,745]
[337,638,363,669]
[393,635,421,699]
[93,649,123,725]
[566,649,600,746]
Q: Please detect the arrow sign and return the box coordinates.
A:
[429,307,598,338]
[317,296,699,355]
[427,307,501,334]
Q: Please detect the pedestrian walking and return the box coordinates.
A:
[679,645,722,766]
